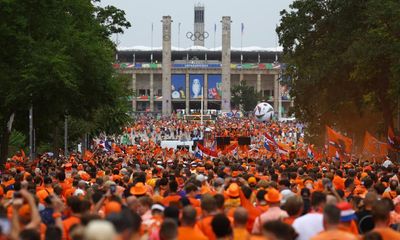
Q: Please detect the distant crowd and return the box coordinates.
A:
[1,117,399,240]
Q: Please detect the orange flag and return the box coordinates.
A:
[363,131,388,157]
[83,150,93,161]
[326,126,352,160]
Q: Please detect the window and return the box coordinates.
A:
[138,89,146,96]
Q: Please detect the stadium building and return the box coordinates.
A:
[114,5,292,117]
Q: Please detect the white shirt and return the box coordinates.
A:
[292,213,323,240]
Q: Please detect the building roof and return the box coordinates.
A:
[117,45,283,52]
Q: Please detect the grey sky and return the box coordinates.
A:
[101,0,293,49]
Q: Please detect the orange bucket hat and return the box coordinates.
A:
[225,183,240,198]
[264,188,282,203]
[130,182,147,196]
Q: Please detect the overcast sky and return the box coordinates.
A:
[101,0,293,49]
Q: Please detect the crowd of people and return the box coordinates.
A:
[1,116,400,240]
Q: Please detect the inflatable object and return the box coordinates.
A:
[254,102,274,122]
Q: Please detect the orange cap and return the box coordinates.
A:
[264,188,282,203]
[130,182,147,196]
[248,177,257,184]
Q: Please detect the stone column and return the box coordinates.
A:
[132,73,136,112]
[162,16,172,116]
[221,16,231,112]
[194,5,205,47]
[204,73,208,112]
[273,73,279,116]
[150,73,154,112]
[256,73,261,102]
[185,72,190,114]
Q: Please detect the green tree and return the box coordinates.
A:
[231,82,262,112]
[0,0,131,164]
[277,0,400,144]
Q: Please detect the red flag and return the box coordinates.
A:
[326,126,352,160]
[363,131,388,157]
[197,143,219,158]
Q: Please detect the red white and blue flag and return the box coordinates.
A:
[388,127,400,151]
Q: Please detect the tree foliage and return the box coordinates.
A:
[231,82,262,112]
[277,0,400,144]
[0,0,131,163]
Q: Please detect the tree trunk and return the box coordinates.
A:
[0,113,15,167]
[377,86,394,131]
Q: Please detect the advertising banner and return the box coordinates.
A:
[171,74,186,99]
[189,74,204,99]
[207,74,222,100]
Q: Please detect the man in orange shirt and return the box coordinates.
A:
[370,199,400,240]
[185,183,200,207]
[162,181,181,207]
[197,195,219,240]
[62,196,82,240]
[311,205,358,240]
[178,206,207,240]
[233,207,250,240]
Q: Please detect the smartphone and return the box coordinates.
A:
[110,184,116,194]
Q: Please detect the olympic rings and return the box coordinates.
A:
[186,31,209,41]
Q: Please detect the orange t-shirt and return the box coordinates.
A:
[333,176,345,191]
[178,226,207,240]
[233,228,251,240]
[63,216,81,240]
[161,194,181,206]
[188,197,201,207]
[197,215,216,240]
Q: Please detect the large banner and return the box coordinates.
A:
[189,74,204,99]
[171,74,186,99]
[207,74,222,100]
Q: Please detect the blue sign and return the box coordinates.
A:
[189,74,204,99]
[171,74,186,99]
[207,75,222,100]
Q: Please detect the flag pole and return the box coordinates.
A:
[240,23,243,65]
[214,23,216,49]
[178,22,181,49]
[151,23,154,63]
[201,85,204,126]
